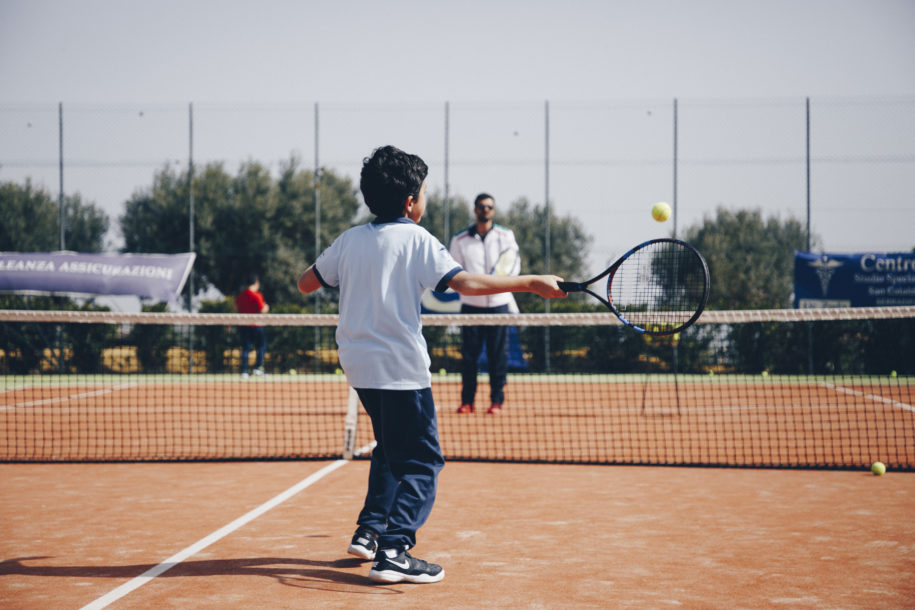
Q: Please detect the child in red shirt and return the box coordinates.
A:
[234,273,269,377]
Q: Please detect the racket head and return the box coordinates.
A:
[606,238,709,335]
[492,248,520,276]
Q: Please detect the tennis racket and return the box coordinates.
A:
[558,238,710,335]
[491,248,520,276]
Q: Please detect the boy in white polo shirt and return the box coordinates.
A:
[297,145,564,584]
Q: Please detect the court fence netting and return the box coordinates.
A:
[1,307,913,469]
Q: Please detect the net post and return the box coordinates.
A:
[342,386,359,460]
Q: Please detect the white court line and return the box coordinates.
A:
[80,458,355,610]
[821,382,915,413]
[0,383,137,412]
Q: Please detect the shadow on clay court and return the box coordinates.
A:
[0,555,403,594]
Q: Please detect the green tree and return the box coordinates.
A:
[504,199,591,313]
[418,190,474,246]
[127,302,175,373]
[120,158,361,307]
[0,295,113,373]
[420,194,592,313]
[684,207,812,310]
[120,164,199,255]
[0,180,109,252]
[196,298,235,373]
[681,207,823,374]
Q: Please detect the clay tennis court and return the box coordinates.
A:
[3,374,914,606]
[1,460,914,608]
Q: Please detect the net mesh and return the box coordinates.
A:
[1,307,913,468]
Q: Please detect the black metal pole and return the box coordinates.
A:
[673,97,678,240]
[544,100,551,372]
[58,102,64,250]
[187,102,195,374]
[314,102,321,372]
[444,101,450,241]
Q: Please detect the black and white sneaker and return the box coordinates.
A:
[368,548,445,584]
[347,526,378,560]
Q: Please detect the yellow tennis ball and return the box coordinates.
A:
[438,368,447,375]
[871,461,886,476]
[651,201,671,222]
[334,368,343,375]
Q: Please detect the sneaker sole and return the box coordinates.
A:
[368,568,445,584]
[347,545,375,560]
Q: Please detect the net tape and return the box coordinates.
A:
[3,306,914,327]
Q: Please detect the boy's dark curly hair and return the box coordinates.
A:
[359,145,428,218]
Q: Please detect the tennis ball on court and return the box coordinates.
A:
[871,461,886,476]
[288,368,297,375]
[335,367,343,375]
[761,370,769,377]
[651,201,672,222]
[438,368,447,375]
[890,370,897,378]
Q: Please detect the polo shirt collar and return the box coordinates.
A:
[372,217,415,225]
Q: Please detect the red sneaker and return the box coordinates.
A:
[457,404,474,414]
[487,403,503,414]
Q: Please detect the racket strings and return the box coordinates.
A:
[609,241,706,332]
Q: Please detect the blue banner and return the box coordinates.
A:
[794,251,915,308]
[0,252,196,302]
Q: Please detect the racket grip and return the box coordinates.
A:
[557,281,583,293]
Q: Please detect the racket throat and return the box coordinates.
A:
[558,281,585,292]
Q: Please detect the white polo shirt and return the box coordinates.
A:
[448,223,520,309]
[314,218,462,390]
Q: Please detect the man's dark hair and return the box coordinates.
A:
[474,192,495,207]
[243,272,259,287]
[360,145,429,218]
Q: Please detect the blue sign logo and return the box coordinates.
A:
[794,251,915,308]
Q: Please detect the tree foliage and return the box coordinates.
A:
[120,158,361,306]
[503,199,592,312]
[0,180,109,253]
[421,195,592,313]
[0,294,114,373]
[683,207,812,310]
[417,189,474,246]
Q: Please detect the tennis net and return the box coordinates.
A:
[1,307,913,469]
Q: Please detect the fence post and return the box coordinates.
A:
[187,102,195,373]
[314,102,321,373]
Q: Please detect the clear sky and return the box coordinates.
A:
[2,0,914,103]
[1,0,914,275]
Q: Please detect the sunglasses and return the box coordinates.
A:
[475,203,494,210]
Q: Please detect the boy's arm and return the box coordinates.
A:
[297,265,322,295]
[448,271,566,299]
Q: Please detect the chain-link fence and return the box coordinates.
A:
[2,97,913,274]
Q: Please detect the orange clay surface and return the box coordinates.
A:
[2,460,914,608]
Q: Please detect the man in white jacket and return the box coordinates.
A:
[448,193,520,415]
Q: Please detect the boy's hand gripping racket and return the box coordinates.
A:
[558,238,710,335]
